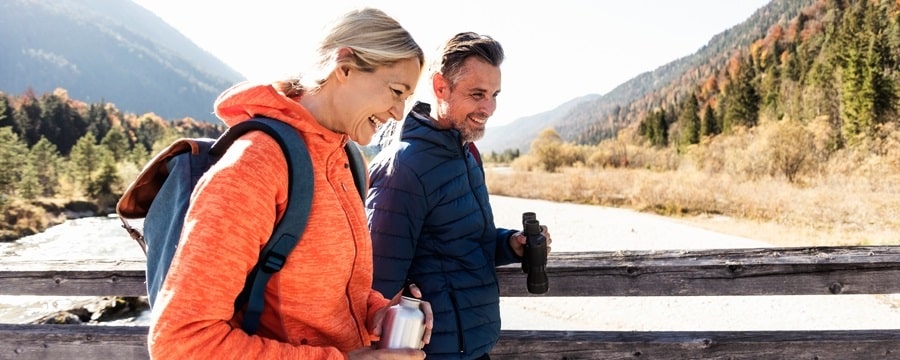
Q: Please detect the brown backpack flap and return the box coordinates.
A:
[116,138,202,219]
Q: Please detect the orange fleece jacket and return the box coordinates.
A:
[148,82,390,359]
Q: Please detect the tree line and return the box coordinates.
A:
[0,88,225,210]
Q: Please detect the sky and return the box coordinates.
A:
[132,0,772,127]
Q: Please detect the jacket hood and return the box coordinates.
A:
[214,81,333,140]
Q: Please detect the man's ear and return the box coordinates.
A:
[432,73,449,99]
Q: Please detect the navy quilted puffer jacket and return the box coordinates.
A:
[366,102,519,359]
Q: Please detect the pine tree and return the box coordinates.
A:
[720,56,760,133]
[760,64,782,119]
[14,90,42,146]
[677,92,701,149]
[18,155,40,200]
[0,93,13,129]
[30,137,62,197]
[135,114,167,153]
[86,102,113,140]
[127,145,150,167]
[87,153,121,209]
[100,126,130,162]
[0,127,29,196]
[68,132,102,193]
[700,104,719,137]
[836,0,895,146]
[639,109,669,147]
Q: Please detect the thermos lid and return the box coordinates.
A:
[399,296,422,306]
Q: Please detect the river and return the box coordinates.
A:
[0,215,146,324]
[0,215,146,262]
[2,196,899,330]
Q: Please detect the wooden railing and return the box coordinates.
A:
[3,246,900,359]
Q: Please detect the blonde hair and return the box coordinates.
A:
[275,8,424,97]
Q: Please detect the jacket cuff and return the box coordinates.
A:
[495,228,520,266]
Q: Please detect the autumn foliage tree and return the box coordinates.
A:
[530,128,566,173]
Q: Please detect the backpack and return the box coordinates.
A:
[115,117,367,334]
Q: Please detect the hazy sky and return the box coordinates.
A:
[133,0,771,126]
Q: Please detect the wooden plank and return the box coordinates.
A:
[3,247,900,297]
[3,247,900,358]
[0,260,146,296]
[3,324,899,360]
[498,246,900,296]
[0,324,148,360]
[492,329,900,359]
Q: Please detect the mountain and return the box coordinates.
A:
[0,0,244,122]
[478,94,602,155]
[478,0,815,154]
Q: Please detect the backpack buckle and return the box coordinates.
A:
[261,252,287,273]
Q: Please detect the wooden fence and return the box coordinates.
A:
[2,246,900,359]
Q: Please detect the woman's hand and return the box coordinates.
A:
[371,283,433,349]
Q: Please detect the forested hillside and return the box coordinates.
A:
[631,0,899,154]
[489,0,899,174]
[576,0,824,146]
[0,88,223,240]
[479,0,819,153]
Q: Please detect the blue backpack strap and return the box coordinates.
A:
[210,117,314,335]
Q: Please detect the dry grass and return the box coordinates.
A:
[487,120,900,247]
[485,165,900,247]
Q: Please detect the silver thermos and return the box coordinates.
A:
[378,287,425,349]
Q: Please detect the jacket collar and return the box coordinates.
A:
[403,101,464,152]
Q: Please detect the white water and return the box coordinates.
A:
[0,215,145,262]
[0,215,146,324]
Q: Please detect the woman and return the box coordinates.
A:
[149,8,429,360]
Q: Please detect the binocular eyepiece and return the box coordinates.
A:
[521,212,548,294]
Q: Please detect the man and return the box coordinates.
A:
[366,32,551,360]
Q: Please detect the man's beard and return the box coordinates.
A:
[452,113,487,143]
[459,126,485,143]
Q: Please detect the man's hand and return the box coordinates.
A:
[510,225,552,257]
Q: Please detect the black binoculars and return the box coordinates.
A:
[521,212,548,294]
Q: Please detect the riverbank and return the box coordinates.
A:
[484,166,900,248]
[0,198,107,242]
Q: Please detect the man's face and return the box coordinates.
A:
[434,56,501,143]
